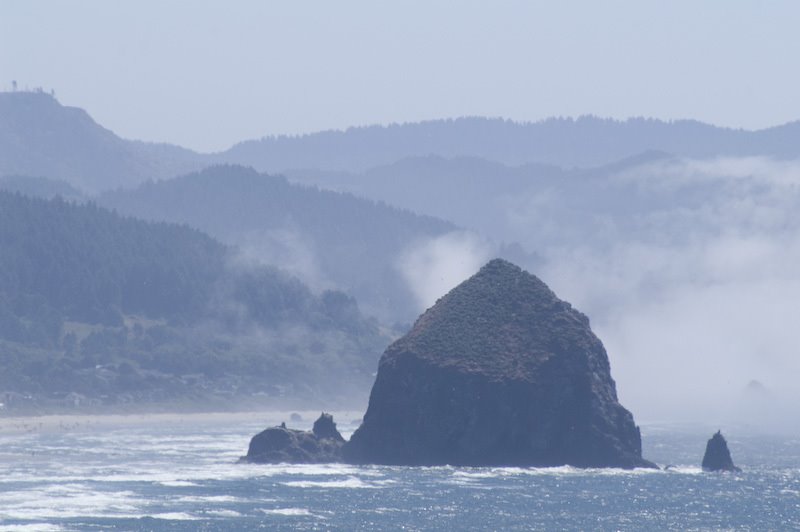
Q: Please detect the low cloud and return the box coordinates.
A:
[519,156,800,430]
[233,227,335,293]
[397,230,494,312]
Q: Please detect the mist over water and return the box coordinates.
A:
[505,156,800,430]
[358,155,800,431]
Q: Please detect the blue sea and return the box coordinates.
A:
[0,412,797,531]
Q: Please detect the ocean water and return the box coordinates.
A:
[0,414,798,531]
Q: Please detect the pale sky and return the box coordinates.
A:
[2,0,798,152]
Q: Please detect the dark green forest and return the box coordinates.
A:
[0,191,387,412]
[99,165,456,324]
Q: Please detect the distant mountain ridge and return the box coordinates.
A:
[0,91,203,191]
[224,116,800,173]
[3,92,800,194]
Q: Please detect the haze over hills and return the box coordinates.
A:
[224,116,800,173]
[0,174,85,202]
[4,91,800,194]
[0,190,387,411]
[2,92,800,425]
[286,150,677,247]
[294,150,800,426]
[0,91,203,192]
[98,165,462,325]
[286,155,566,236]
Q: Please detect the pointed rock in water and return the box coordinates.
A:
[241,413,344,464]
[343,259,655,468]
[313,412,345,442]
[702,431,741,472]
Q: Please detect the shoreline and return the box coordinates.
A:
[0,409,365,435]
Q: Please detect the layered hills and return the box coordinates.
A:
[0,191,386,411]
[0,92,201,191]
[224,116,800,173]
[98,165,457,324]
[5,91,800,195]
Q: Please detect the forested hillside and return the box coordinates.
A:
[221,116,800,173]
[0,175,85,201]
[0,91,202,191]
[99,165,457,324]
[0,191,387,411]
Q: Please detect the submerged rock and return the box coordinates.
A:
[701,431,741,472]
[241,413,344,464]
[343,259,655,468]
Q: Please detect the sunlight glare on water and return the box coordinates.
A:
[0,415,797,531]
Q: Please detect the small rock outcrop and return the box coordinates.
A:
[313,412,345,442]
[343,259,655,468]
[701,431,741,472]
[241,413,344,463]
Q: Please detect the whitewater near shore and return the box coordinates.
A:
[0,413,797,531]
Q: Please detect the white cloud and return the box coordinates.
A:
[234,227,334,293]
[397,230,494,311]
[514,157,800,430]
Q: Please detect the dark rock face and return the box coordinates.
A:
[343,259,655,468]
[313,412,345,442]
[702,431,741,472]
[241,413,344,464]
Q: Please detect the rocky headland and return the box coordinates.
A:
[701,431,741,472]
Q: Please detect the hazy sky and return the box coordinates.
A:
[2,1,799,152]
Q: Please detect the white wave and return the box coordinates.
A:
[176,495,243,504]
[261,508,314,516]
[444,465,669,481]
[0,509,140,521]
[282,476,393,489]
[372,507,402,514]
[145,512,199,521]
[663,465,703,475]
[452,470,499,479]
[243,463,381,477]
[0,485,145,521]
[158,480,198,487]
[204,509,243,517]
[0,525,65,532]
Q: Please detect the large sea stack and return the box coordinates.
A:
[343,259,654,468]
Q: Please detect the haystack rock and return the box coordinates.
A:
[701,431,741,472]
[241,413,344,464]
[343,259,655,468]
